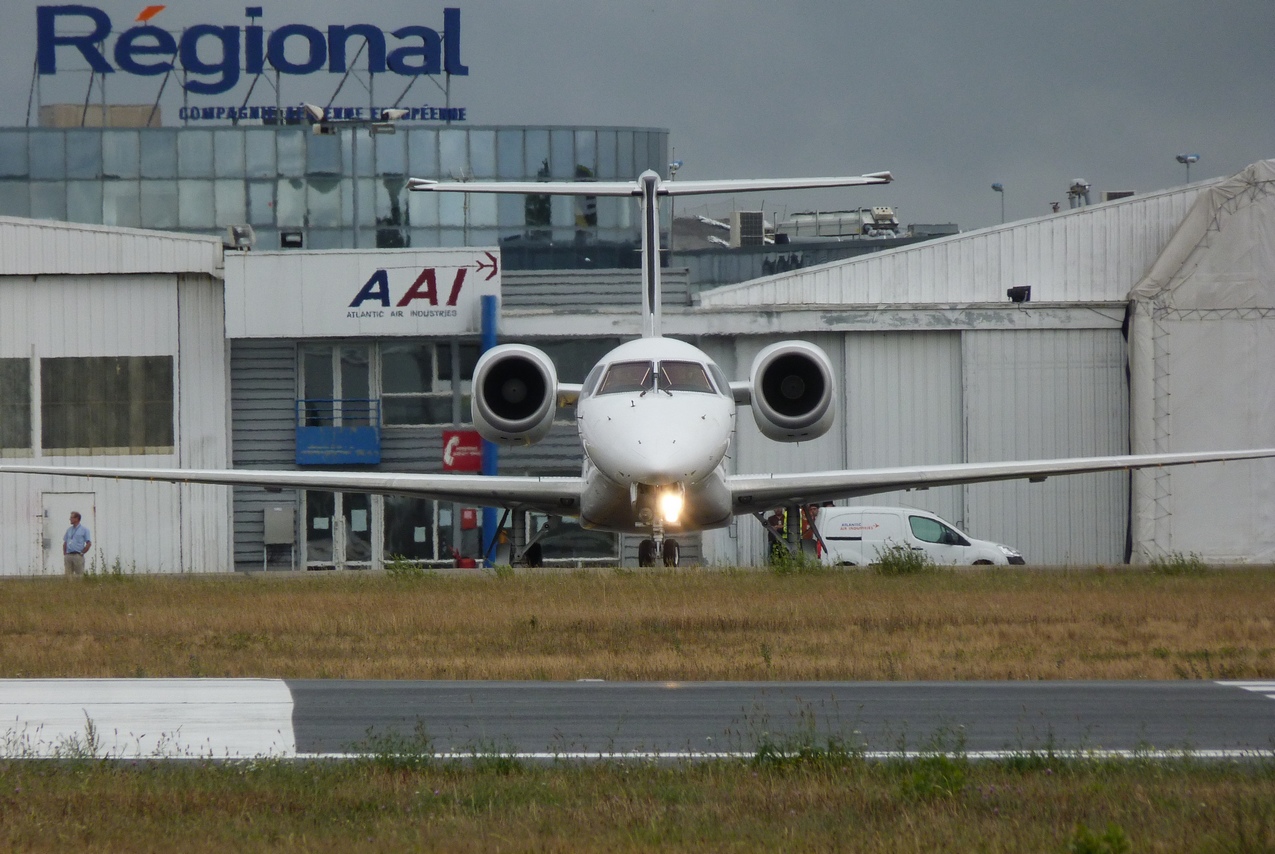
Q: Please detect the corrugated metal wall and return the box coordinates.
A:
[703,326,1129,567]
[229,340,298,567]
[0,217,221,277]
[503,270,690,310]
[0,272,230,574]
[175,275,233,572]
[842,332,965,524]
[699,185,1206,308]
[962,330,1129,565]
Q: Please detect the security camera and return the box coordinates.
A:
[302,103,325,123]
[379,108,409,121]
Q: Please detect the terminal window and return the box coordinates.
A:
[41,356,174,455]
[0,358,31,454]
[380,341,479,426]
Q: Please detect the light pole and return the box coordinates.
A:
[668,154,683,253]
[991,182,1005,224]
[1176,153,1200,184]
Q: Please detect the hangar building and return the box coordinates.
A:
[694,160,1275,566]
[1,160,1273,572]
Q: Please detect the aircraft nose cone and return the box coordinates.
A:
[583,397,730,485]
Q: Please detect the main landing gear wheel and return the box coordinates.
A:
[662,539,680,567]
[638,539,656,567]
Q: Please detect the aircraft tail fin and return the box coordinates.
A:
[408,169,893,340]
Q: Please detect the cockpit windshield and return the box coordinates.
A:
[597,359,721,396]
[598,361,654,394]
[659,360,716,393]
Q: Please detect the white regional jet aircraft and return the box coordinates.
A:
[4,168,1275,566]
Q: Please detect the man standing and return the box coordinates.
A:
[63,511,92,576]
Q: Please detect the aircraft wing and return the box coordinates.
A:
[727,449,1275,512]
[0,464,584,517]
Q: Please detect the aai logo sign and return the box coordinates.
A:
[36,5,468,96]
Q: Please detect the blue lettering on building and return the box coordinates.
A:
[349,270,392,308]
[36,5,468,96]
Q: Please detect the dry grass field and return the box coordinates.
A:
[2,752,1273,852]
[4,566,1275,851]
[2,566,1272,681]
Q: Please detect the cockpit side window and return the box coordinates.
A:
[658,360,716,394]
[598,361,654,394]
[581,363,605,397]
[708,363,733,398]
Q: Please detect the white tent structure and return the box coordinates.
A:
[1129,159,1275,562]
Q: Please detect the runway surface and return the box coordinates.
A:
[3,679,1274,759]
[291,680,1275,758]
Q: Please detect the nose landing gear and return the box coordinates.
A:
[637,537,680,567]
[637,519,681,567]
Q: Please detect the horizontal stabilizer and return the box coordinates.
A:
[407,178,641,197]
[407,171,893,198]
[663,172,893,196]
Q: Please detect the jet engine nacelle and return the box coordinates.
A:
[748,341,836,442]
[471,344,558,446]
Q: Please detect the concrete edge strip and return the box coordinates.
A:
[0,679,296,759]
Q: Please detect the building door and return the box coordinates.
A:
[303,490,377,569]
[304,490,336,568]
[42,492,95,575]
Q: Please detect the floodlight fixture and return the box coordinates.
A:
[223,224,256,251]
[1176,153,1200,182]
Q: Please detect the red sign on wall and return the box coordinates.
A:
[442,430,483,471]
[460,507,478,530]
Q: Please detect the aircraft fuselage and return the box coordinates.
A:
[575,337,735,533]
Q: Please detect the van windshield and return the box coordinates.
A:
[908,515,968,546]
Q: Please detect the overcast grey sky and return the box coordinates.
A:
[8,1,1273,228]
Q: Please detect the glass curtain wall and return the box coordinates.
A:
[0,126,667,255]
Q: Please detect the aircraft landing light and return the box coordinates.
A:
[659,491,684,524]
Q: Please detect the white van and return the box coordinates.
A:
[817,506,1025,566]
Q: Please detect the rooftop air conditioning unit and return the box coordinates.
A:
[730,211,764,247]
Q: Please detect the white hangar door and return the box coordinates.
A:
[42,493,95,575]
[841,332,965,526]
[962,330,1129,566]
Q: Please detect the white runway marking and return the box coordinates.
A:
[290,749,1275,762]
[0,679,296,758]
[1218,680,1275,701]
